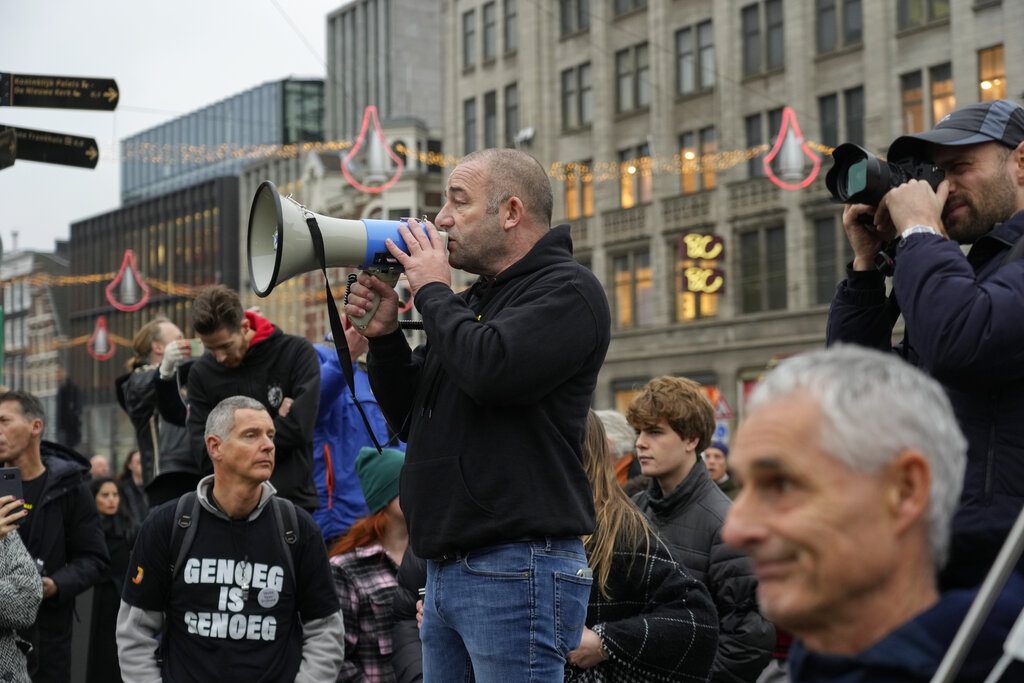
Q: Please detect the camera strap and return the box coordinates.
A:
[304,215,384,454]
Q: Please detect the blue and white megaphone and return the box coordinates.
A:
[247,180,447,328]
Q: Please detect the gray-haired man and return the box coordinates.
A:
[117,396,344,682]
[723,346,1024,682]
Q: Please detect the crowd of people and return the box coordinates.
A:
[2,99,1024,682]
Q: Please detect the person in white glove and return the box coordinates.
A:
[159,340,194,380]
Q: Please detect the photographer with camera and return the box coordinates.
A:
[826,99,1024,590]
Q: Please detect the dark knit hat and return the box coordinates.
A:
[355,447,405,514]
[707,441,729,458]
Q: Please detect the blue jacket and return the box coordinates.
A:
[312,344,402,541]
[827,210,1024,568]
[789,574,1024,682]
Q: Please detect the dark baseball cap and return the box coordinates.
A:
[888,99,1024,161]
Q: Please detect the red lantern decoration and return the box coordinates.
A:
[342,106,406,194]
[105,249,151,312]
[763,106,822,191]
[87,316,116,361]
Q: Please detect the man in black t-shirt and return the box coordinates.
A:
[116,396,344,682]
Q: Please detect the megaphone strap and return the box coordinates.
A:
[305,214,384,455]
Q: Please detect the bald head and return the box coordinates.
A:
[460,149,553,228]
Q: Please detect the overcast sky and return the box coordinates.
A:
[0,0,343,253]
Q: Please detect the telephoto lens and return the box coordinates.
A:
[825,143,944,206]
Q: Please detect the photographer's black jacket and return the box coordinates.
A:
[827,210,1024,582]
[368,226,611,559]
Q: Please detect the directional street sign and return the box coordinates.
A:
[7,126,99,169]
[0,127,14,170]
[0,72,119,111]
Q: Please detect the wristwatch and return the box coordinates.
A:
[901,225,940,239]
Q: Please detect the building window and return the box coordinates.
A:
[897,0,950,30]
[979,45,1005,101]
[676,20,715,96]
[745,109,781,178]
[564,159,594,220]
[813,215,853,305]
[619,144,652,208]
[463,10,476,69]
[561,62,592,130]
[559,0,590,36]
[819,94,839,147]
[504,0,518,53]
[679,127,717,193]
[819,86,864,147]
[741,4,761,76]
[843,0,863,45]
[901,71,924,133]
[614,0,647,16]
[766,0,784,69]
[845,86,864,146]
[463,97,477,153]
[675,235,721,322]
[612,249,654,329]
[504,82,519,147]
[901,65,954,134]
[616,43,650,114]
[817,0,862,53]
[742,0,783,76]
[483,2,497,62]
[745,113,763,177]
[700,127,718,190]
[483,91,497,148]
[739,225,787,313]
[930,63,955,125]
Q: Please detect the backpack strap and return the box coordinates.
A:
[169,492,201,578]
[270,496,299,583]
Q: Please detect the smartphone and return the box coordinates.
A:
[0,467,24,521]
[188,339,205,357]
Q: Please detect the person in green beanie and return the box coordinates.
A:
[329,447,407,682]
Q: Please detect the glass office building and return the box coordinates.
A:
[120,78,324,203]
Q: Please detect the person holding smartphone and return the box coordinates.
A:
[0,390,108,682]
[0,492,42,683]
[116,316,202,507]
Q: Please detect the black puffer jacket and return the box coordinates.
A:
[116,364,198,485]
[634,464,774,683]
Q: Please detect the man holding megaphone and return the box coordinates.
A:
[345,148,611,681]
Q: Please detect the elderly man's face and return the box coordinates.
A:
[722,394,903,637]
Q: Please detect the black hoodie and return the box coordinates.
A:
[368,226,610,559]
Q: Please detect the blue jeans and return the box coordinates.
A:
[421,538,592,683]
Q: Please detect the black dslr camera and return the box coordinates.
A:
[825,143,945,206]
[825,143,946,274]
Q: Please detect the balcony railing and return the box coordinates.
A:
[727,177,781,215]
[602,204,647,243]
[568,217,591,249]
[662,190,711,228]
